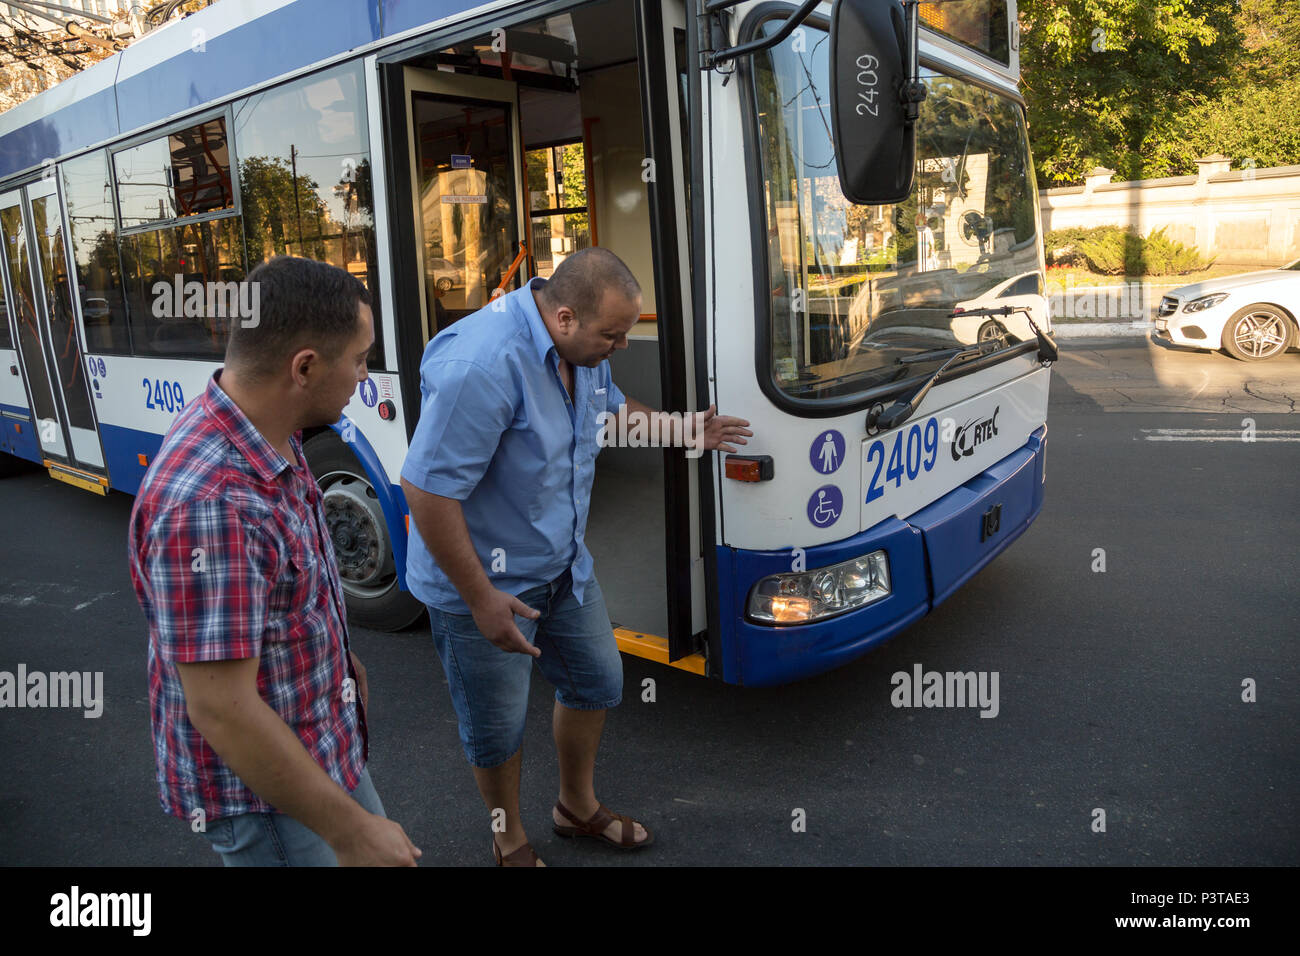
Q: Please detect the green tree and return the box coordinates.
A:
[1020,0,1300,183]
[1018,0,1239,185]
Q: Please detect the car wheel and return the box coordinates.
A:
[303,433,426,632]
[978,320,1008,343]
[1221,305,1293,361]
[435,277,454,293]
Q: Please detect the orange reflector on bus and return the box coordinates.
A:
[724,455,774,482]
[138,453,149,467]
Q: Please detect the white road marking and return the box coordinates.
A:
[1141,428,1300,442]
[73,592,115,611]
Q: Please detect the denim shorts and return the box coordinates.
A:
[427,569,623,768]
[198,766,385,866]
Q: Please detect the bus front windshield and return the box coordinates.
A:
[753,27,1043,402]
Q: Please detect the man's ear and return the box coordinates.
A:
[290,348,318,386]
[555,305,578,332]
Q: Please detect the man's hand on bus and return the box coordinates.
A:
[468,587,542,657]
[691,404,753,453]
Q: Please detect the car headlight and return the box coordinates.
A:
[1184,292,1229,313]
[747,551,891,625]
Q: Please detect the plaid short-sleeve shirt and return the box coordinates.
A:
[128,370,367,822]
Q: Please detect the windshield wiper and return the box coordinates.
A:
[951,305,1059,363]
[867,343,991,432]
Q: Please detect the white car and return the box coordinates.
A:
[1155,261,1300,361]
[950,272,1051,345]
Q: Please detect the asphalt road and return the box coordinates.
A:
[1,336,1296,866]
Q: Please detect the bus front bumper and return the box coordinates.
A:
[715,425,1047,686]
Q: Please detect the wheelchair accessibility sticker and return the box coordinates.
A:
[807,485,842,528]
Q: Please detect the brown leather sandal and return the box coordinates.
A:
[493,838,543,867]
[552,800,654,850]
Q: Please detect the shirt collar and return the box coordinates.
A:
[519,277,559,367]
[204,370,296,483]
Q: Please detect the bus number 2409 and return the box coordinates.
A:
[142,378,186,414]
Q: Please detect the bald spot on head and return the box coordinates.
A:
[537,247,641,323]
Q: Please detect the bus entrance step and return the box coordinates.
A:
[612,626,707,676]
[45,461,108,496]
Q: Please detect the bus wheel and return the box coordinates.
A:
[303,433,425,632]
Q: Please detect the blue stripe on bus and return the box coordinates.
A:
[0,85,120,179]
[115,0,381,136]
[0,403,41,464]
[0,0,489,180]
[716,426,1047,687]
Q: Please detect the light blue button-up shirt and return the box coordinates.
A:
[401,277,627,613]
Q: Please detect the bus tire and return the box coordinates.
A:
[302,432,426,632]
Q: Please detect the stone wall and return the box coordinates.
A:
[1040,156,1300,268]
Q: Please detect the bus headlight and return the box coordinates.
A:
[747,551,891,625]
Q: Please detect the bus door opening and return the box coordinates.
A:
[390,0,702,672]
[0,181,108,491]
[402,68,526,340]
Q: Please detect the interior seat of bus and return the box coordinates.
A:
[404,0,673,641]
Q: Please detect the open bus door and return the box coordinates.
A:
[375,5,710,672]
[0,180,108,494]
[402,69,528,340]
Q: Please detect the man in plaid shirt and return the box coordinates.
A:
[128,256,420,866]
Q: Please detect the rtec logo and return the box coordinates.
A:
[951,406,1000,462]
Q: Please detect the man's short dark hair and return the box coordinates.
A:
[226,256,371,380]
[537,247,640,323]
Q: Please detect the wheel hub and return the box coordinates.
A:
[321,476,393,591]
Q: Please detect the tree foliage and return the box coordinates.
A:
[1019,0,1300,185]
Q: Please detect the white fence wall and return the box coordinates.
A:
[1040,156,1300,268]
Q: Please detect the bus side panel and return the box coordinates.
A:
[716,518,930,687]
[0,406,42,465]
[99,421,165,495]
[0,348,40,463]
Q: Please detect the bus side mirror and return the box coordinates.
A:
[829,0,922,206]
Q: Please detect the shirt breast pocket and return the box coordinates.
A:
[267,515,326,635]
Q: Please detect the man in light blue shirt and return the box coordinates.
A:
[401,248,750,866]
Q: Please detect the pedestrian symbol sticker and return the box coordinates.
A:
[358,379,378,408]
[807,485,843,528]
[810,429,845,475]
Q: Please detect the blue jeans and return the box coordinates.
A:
[198,767,385,866]
[428,569,623,768]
